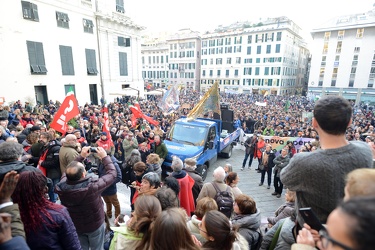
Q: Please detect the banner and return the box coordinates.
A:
[187,81,220,121]
[101,107,113,146]
[240,134,313,155]
[158,84,180,114]
[255,101,267,107]
[50,91,80,134]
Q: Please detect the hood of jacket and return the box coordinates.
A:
[231,209,261,230]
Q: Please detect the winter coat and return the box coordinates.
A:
[254,140,265,159]
[185,169,204,204]
[268,202,295,225]
[1,204,25,239]
[26,206,82,250]
[273,155,290,177]
[109,226,143,250]
[244,137,257,155]
[59,143,80,175]
[172,171,195,216]
[231,210,262,249]
[186,215,206,243]
[154,140,168,159]
[55,155,116,234]
[197,180,234,204]
[98,156,122,196]
[260,217,296,250]
[122,138,138,157]
[40,140,61,180]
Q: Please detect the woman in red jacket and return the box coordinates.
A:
[254,136,265,172]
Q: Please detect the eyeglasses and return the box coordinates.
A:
[198,222,208,234]
[319,230,353,250]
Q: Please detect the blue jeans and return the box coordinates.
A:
[48,178,60,203]
[78,223,105,250]
[242,153,254,168]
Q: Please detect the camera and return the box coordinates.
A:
[90,147,98,153]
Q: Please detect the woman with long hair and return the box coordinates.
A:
[150,208,200,250]
[12,171,81,250]
[225,172,243,198]
[199,210,247,250]
[110,195,161,250]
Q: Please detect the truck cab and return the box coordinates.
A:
[162,116,240,180]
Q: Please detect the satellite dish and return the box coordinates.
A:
[311,81,315,85]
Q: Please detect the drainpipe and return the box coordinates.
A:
[95,0,105,101]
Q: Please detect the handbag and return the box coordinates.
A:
[258,163,265,171]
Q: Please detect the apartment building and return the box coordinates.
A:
[0,0,143,105]
[308,4,375,103]
[200,17,309,95]
[141,38,169,89]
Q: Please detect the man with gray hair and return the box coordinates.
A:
[170,156,195,216]
[184,158,203,204]
[196,166,234,204]
[0,141,41,238]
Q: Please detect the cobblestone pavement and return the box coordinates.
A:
[115,144,285,222]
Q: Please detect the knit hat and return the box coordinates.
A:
[30,125,41,132]
[101,132,107,136]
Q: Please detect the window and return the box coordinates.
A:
[244,58,252,63]
[257,45,261,54]
[26,41,47,74]
[356,28,364,38]
[348,80,354,87]
[256,58,260,63]
[210,59,213,65]
[119,52,128,76]
[217,70,221,76]
[323,42,329,54]
[264,67,269,75]
[226,70,229,76]
[236,57,241,64]
[255,67,260,75]
[83,19,94,34]
[354,47,360,53]
[331,80,336,86]
[276,32,282,41]
[85,49,98,75]
[227,58,231,64]
[202,70,206,76]
[247,46,251,55]
[216,58,222,65]
[118,37,131,47]
[275,44,281,53]
[324,32,331,41]
[318,81,323,86]
[161,56,164,63]
[116,0,125,13]
[21,1,39,22]
[209,70,213,76]
[56,11,69,29]
[266,45,271,54]
[59,45,74,75]
[337,30,345,40]
[247,35,252,44]
[336,41,342,53]
[234,69,238,76]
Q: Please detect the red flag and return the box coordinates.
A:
[50,92,80,134]
[101,107,114,146]
[129,104,159,127]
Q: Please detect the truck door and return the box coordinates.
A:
[204,126,218,162]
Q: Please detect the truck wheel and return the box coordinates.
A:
[222,145,233,158]
[200,164,208,181]
[196,164,208,181]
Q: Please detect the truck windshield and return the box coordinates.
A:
[168,123,208,146]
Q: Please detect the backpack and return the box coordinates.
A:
[211,182,233,218]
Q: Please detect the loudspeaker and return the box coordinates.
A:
[222,121,234,133]
[221,109,234,122]
[220,103,229,109]
[213,112,221,120]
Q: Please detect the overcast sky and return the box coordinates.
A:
[126,0,375,41]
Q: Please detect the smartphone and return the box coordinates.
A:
[299,207,324,231]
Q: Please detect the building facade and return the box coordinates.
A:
[200,18,309,95]
[0,0,143,105]
[308,5,375,103]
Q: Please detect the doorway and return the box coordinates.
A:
[89,84,98,105]
[34,86,48,105]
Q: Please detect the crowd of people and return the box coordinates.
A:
[0,91,374,250]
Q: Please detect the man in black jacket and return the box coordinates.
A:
[38,132,61,203]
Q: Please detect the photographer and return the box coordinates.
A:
[55,146,116,250]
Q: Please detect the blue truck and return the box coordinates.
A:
[162,117,241,180]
